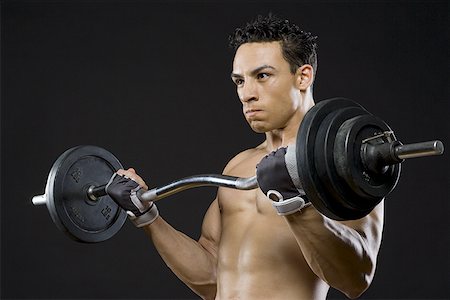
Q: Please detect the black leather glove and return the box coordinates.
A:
[256,145,310,215]
[105,174,159,227]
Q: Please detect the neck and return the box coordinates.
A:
[264,93,315,151]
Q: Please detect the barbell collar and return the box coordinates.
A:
[87,185,107,201]
[361,140,404,174]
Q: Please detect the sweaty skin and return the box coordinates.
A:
[119,42,384,299]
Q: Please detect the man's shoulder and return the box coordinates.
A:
[223,143,267,175]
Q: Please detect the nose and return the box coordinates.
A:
[239,80,258,103]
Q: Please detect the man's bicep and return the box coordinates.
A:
[198,198,221,259]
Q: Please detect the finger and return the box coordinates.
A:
[117,169,136,178]
[116,169,148,190]
[133,175,149,190]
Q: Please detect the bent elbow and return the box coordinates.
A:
[345,276,370,298]
[177,269,217,300]
[197,285,218,300]
[342,268,374,299]
[345,247,378,298]
[336,254,376,299]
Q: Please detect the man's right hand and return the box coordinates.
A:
[105,168,159,227]
[256,145,311,215]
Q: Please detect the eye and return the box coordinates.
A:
[234,78,244,86]
[257,73,270,80]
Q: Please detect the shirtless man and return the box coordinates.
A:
[105,15,384,299]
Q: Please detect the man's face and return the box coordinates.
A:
[231,41,302,133]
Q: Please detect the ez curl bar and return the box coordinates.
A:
[32,98,444,243]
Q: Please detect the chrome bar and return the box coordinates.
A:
[395,140,444,160]
[139,175,258,202]
[32,194,47,206]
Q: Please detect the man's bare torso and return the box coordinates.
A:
[215,146,329,299]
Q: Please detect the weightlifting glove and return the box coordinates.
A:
[105,173,159,227]
[256,144,310,215]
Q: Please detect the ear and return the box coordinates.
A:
[295,64,314,91]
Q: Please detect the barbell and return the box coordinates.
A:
[32,98,444,243]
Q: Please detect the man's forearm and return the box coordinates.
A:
[284,203,383,299]
[143,217,217,299]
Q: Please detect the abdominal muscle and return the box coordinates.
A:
[215,188,329,300]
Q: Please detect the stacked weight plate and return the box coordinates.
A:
[296,98,401,220]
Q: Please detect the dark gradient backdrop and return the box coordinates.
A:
[1,1,449,299]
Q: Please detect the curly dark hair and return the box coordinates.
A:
[229,14,318,74]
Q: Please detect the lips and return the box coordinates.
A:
[245,108,263,117]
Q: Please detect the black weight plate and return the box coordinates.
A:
[334,115,401,204]
[45,145,127,243]
[314,106,374,218]
[297,98,372,220]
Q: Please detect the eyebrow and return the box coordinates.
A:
[231,65,276,79]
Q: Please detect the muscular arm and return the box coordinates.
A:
[284,201,384,299]
[143,199,221,300]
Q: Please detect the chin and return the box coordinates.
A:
[249,122,271,133]
[251,127,266,134]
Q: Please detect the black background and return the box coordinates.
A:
[1,1,449,299]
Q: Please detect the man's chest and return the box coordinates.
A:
[216,188,303,274]
[217,186,274,216]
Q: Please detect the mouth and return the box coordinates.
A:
[245,108,263,117]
